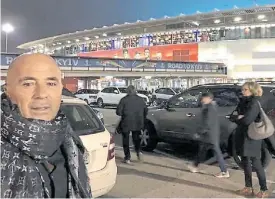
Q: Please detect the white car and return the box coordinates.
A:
[96,86,149,108]
[61,95,117,197]
[75,89,100,105]
[151,88,177,106]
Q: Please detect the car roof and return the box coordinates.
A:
[61,95,86,105]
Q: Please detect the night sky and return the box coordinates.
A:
[1,0,274,52]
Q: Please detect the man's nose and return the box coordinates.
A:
[34,84,48,98]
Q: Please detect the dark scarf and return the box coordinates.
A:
[1,96,92,198]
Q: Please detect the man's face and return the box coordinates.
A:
[201,96,212,105]
[6,54,63,121]
[123,51,129,58]
[144,50,150,58]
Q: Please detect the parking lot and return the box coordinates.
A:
[96,107,275,198]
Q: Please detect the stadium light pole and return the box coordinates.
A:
[2,23,14,53]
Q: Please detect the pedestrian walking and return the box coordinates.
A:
[116,85,148,164]
[231,82,269,198]
[1,53,92,198]
[188,92,230,178]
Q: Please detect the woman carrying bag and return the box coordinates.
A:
[231,82,270,198]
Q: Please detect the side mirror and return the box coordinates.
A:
[114,90,119,94]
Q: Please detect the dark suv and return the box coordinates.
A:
[142,83,275,169]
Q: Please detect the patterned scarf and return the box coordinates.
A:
[1,97,92,198]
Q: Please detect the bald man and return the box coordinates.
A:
[6,53,63,121]
[1,54,92,198]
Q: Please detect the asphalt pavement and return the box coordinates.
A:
[95,107,275,198]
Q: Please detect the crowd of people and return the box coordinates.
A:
[1,53,274,198]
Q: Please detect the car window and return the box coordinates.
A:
[87,89,99,94]
[61,104,104,135]
[168,89,202,108]
[210,88,239,107]
[164,88,175,95]
[75,89,84,94]
[101,88,110,93]
[157,88,165,94]
[118,88,127,93]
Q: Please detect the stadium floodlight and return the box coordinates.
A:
[234,17,242,22]
[2,23,14,53]
[258,15,265,20]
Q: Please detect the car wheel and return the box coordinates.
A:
[141,121,158,152]
[97,98,104,108]
[84,99,89,104]
[232,132,272,171]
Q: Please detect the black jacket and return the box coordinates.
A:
[116,94,148,132]
[233,96,263,158]
[198,101,220,145]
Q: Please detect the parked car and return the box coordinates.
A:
[75,89,100,105]
[137,90,152,105]
[151,88,177,106]
[96,87,149,108]
[62,88,104,124]
[61,95,117,197]
[142,83,275,169]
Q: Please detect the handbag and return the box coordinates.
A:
[248,101,275,140]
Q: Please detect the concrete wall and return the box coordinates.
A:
[198,38,275,79]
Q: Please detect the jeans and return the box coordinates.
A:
[242,157,268,191]
[194,142,227,172]
[122,131,141,160]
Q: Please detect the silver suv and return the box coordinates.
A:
[142,83,275,169]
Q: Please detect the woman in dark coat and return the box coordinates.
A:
[232,82,268,198]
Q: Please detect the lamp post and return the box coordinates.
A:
[2,23,14,53]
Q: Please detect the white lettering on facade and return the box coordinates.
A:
[5,57,14,65]
[54,58,78,66]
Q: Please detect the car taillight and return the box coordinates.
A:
[107,134,115,161]
[267,109,275,118]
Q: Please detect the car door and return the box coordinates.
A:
[157,88,204,141]
[107,87,119,104]
[207,87,240,141]
[99,88,110,104]
[113,87,121,105]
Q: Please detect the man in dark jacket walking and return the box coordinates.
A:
[188,92,229,178]
[116,85,148,164]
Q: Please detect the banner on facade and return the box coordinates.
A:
[1,53,225,71]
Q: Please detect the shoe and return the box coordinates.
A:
[122,159,131,164]
[215,171,230,178]
[137,152,143,162]
[255,190,269,198]
[236,187,254,197]
[187,164,199,173]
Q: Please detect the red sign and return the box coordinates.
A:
[78,43,198,62]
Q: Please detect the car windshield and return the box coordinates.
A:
[61,104,105,136]
[118,88,127,93]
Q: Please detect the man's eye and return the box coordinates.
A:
[22,82,33,87]
[47,82,57,86]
